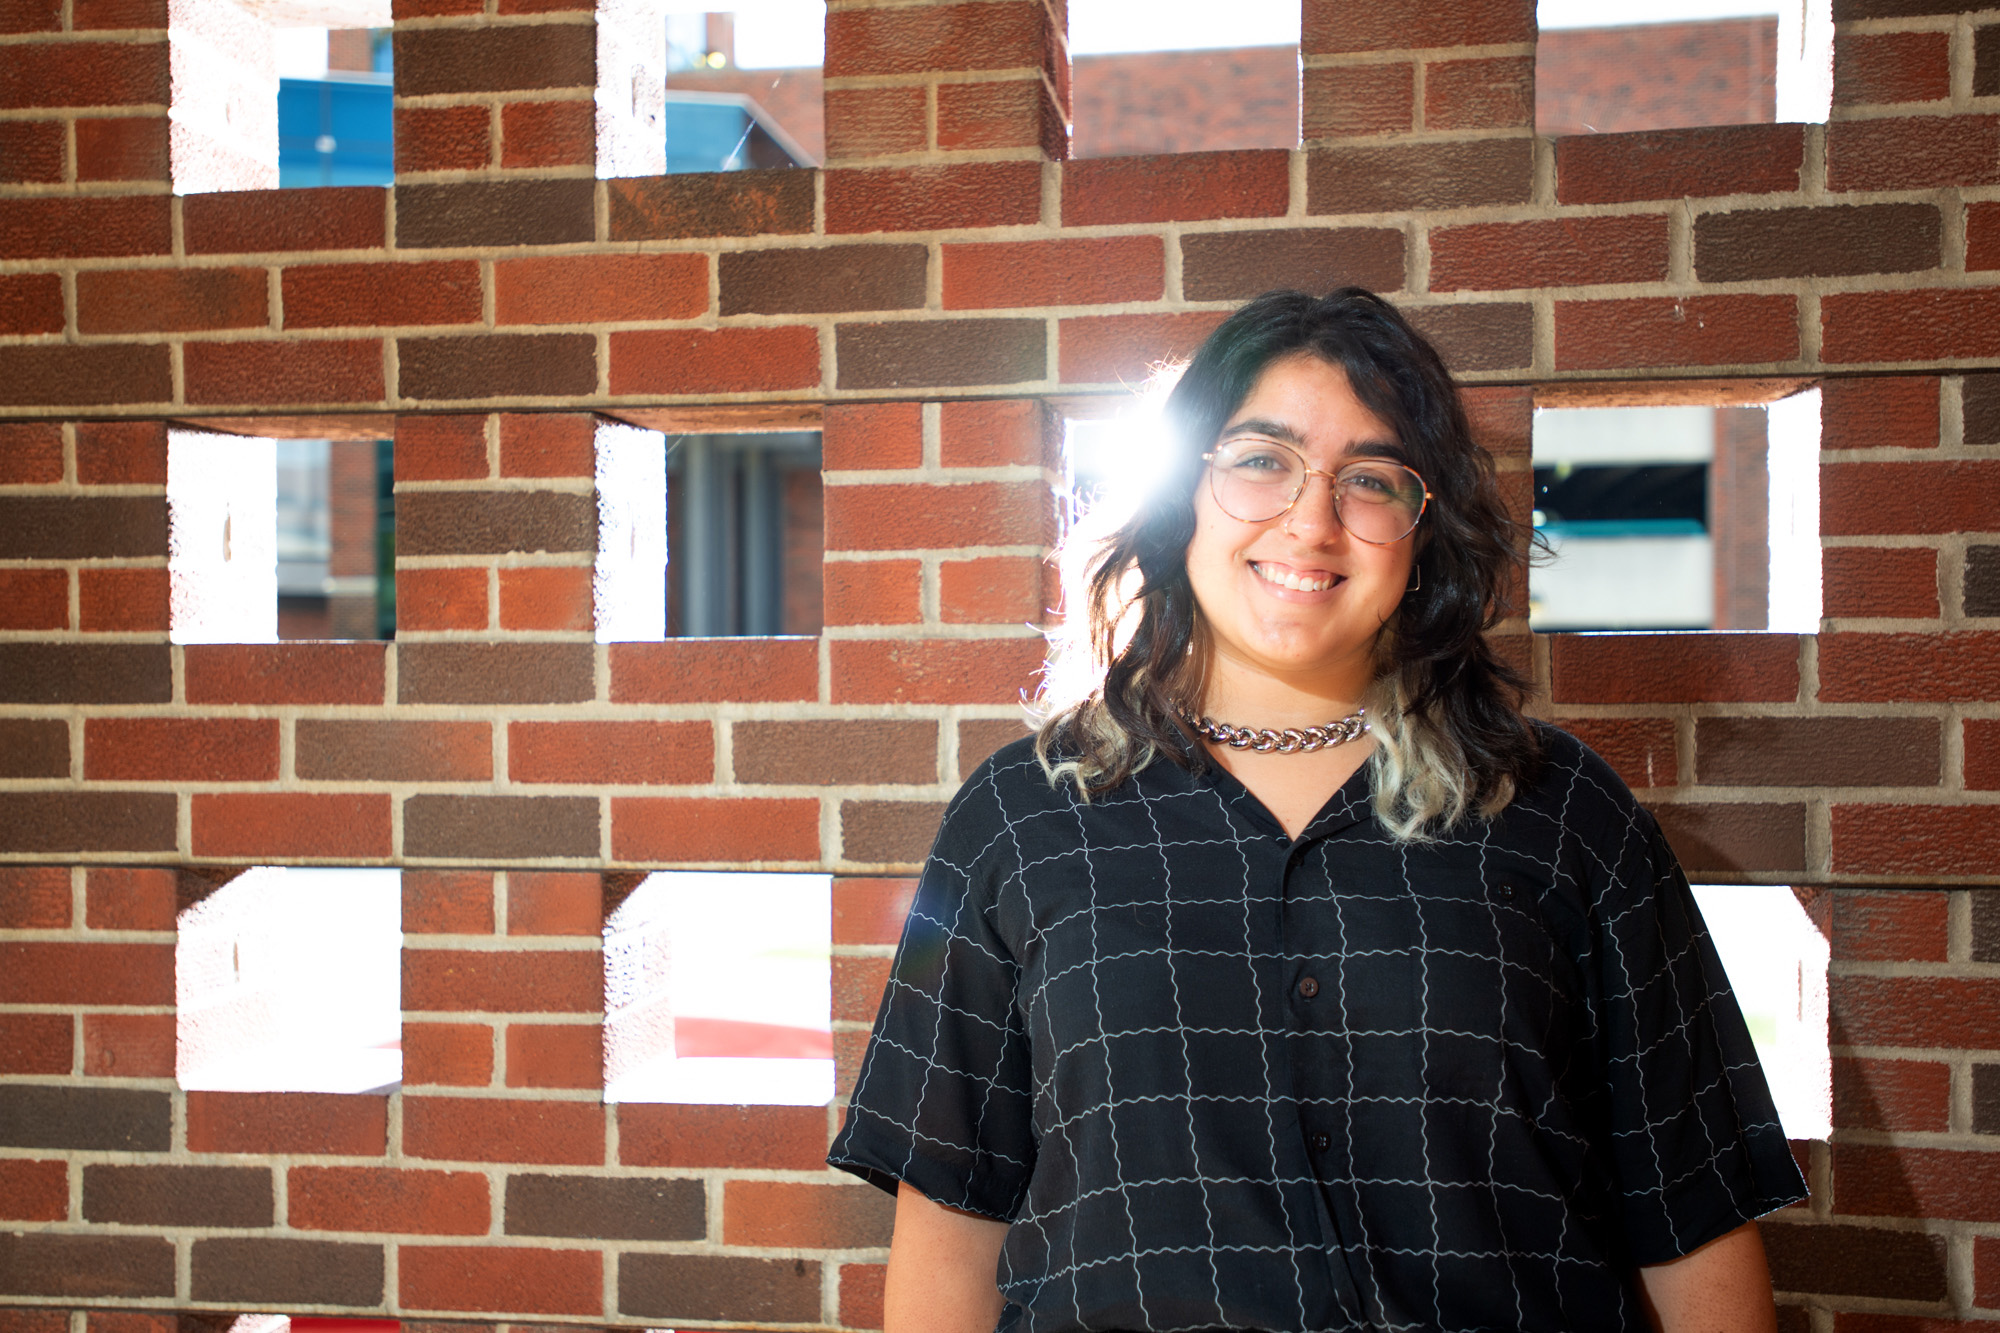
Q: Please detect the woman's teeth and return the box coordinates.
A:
[1254,563,1336,593]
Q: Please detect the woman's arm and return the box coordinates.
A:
[884,1181,1010,1333]
[1634,1221,1779,1333]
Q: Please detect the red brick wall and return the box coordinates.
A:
[2,0,2000,1327]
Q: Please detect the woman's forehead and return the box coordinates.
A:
[1218,356,1401,455]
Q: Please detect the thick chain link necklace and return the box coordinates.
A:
[1178,706,1369,754]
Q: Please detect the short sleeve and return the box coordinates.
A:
[1592,809,1808,1265]
[827,765,1037,1220]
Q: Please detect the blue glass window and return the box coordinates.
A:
[278,76,393,188]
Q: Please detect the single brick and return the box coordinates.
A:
[0,1085,171,1152]
[0,495,164,562]
[617,1102,827,1169]
[398,333,596,401]
[1834,890,1949,963]
[82,1164,272,1227]
[495,253,708,325]
[397,490,595,557]
[0,421,62,482]
[1695,204,1940,281]
[1820,376,1939,450]
[505,1022,601,1089]
[0,792,176,854]
[610,637,817,703]
[1181,228,1405,301]
[403,1021,495,1086]
[1694,717,1939,787]
[1430,215,1670,292]
[1554,295,1799,370]
[397,1244,601,1316]
[1064,151,1289,226]
[1761,1220,1946,1300]
[506,871,603,935]
[842,800,949,864]
[723,1179,895,1248]
[0,569,64,631]
[832,877,919,947]
[1833,1055,1950,1132]
[500,98,593,168]
[76,266,266,334]
[504,1172,704,1240]
[396,103,489,173]
[397,641,595,704]
[499,412,595,477]
[84,866,177,931]
[0,720,68,779]
[608,169,814,241]
[620,1253,822,1323]
[824,559,923,626]
[402,795,600,860]
[721,244,928,315]
[396,413,489,480]
[1302,0,1531,53]
[509,720,712,785]
[0,1014,71,1075]
[1832,804,2000,876]
[190,792,392,859]
[1424,54,1534,130]
[824,478,1050,552]
[0,272,64,335]
[1301,62,1414,139]
[403,947,601,1014]
[1555,124,1803,204]
[0,939,171,1004]
[190,1237,384,1306]
[185,1091,387,1156]
[1652,802,1807,875]
[295,720,493,783]
[836,318,1046,390]
[1965,718,2000,791]
[0,1159,65,1222]
[735,720,937,787]
[823,1,1049,77]
[183,186,386,254]
[1828,115,2000,193]
[611,796,820,862]
[826,161,1042,234]
[0,195,170,261]
[1976,1062,2000,1132]
[391,23,594,96]
[609,325,821,394]
[831,637,1048,705]
[0,1233,174,1298]
[958,718,1032,778]
[397,566,489,632]
[1308,139,1532,214]
[397,179,594,250]
[183,337,385,406]
[1056,310,1231,384]
[81,1013,173,1078]
[185,641,384,704]
[826,84,927,157]
[937,76,1057,153]
[83,716,279,782]
[823,402,923,470]
[841,1263,888,1331]
[288,1165,490,1235]
[282,259,482,329]
[1837,30,1951,106]
[835,954,894,1023]
[404,870,495,934]
[1968,545,2000,616]
[0,343,172,408]
[78,566,170,632]
[1832,1143,2000,1222]
[1819,631,2000,702]
[403,1096,604,1165]
[1823,461,2000,536]
[942,236,1163,310]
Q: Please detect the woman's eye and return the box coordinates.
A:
[1228,447,1293,474]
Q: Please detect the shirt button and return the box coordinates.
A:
[1497,883,1516,900]
[1297,976,1319,999]
[1311,1132,1331,1152]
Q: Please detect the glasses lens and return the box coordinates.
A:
[1335,461,1427,544]
[1208,440,1304,522]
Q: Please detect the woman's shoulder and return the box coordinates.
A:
[1511,718,1659,837]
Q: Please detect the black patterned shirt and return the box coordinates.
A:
[828,726,1806,1332]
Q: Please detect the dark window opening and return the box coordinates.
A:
[277,437,394,641]
[666,432,823,637]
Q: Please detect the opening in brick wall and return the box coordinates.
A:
[171,0,391,194]
[1528,393,1820,633]
[1069,0,1299,157]
[619,3,821,176]
[1535,0,1829,135]
[1690,884,1831,1140]
[177,867,402,1094]
[169,429,394,642]
[274,26,394,187]
[227,1317,400,1333]
[603,871,833,1106]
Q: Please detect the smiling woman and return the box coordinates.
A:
[830,289,1808,1333]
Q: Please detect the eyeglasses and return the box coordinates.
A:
[1202,439,1430,545]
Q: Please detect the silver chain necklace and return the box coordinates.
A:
[1178,706,1369,754]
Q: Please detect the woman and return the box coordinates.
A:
[828,289,1805,1332]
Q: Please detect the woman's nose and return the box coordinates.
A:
[1282,471,1347,541]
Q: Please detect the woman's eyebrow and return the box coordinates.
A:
[1217,418,1304,445]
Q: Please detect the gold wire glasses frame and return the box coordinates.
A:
[1201,439,1431,546]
